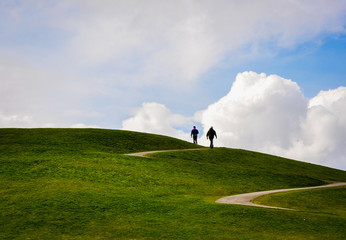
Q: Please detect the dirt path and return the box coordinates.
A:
[125,149,346,210]
[215,182,346,210]
[124,148,204,157]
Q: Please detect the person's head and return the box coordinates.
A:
[193,126,196,129]
[210,126,213,129]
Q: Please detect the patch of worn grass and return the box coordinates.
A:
[1,129,345,239]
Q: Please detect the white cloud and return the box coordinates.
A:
[60,0,220,85]
[200,72,346,170]
[285,87,346,169]
[48,0,346,85]
[0,60,58,127]
[123,72,346,170]
[122,102,193,141]
[0,59,106,128]
[0,112,33,127]
[70,123,101,128]
[200,71,308,150]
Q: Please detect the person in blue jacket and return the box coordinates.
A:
[191,126,199,144]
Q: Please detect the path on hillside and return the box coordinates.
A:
[125,149,346,210]
[124,148,205,157]
[215,182,346,210]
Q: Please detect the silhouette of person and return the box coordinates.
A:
[191,126,199,144]
[206,126,217,149]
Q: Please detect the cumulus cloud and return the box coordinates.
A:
[123,72,346,170]
[122,102,193,141]
[286,87,346,169]
[200,71,308,150]
[200,72,346,170]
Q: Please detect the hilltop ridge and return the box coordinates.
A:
[0,128,201,155]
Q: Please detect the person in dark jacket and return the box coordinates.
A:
[206,126,217,149]
[191,126,199,144]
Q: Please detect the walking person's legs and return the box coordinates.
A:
[193,136,198,144]
[210,138,214,148]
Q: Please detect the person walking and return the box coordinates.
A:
[191,126,199,144]
[206,126,217,149]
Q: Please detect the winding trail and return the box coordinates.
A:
[215,182,346,210]
[124,148,205,157]
[125,149,346,210]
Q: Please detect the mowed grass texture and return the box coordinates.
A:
[1,129,345,239]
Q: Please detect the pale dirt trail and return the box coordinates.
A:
[124,148,205,157]
[125,149,346,210]
[215,182,346,210]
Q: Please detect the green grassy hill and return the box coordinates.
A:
[1,128,345,239]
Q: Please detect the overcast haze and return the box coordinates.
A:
[1,0,346,170]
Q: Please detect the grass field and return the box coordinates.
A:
[1,128,345,239]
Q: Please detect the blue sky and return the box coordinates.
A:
[1,0,346,169]
[204,34,346,99]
